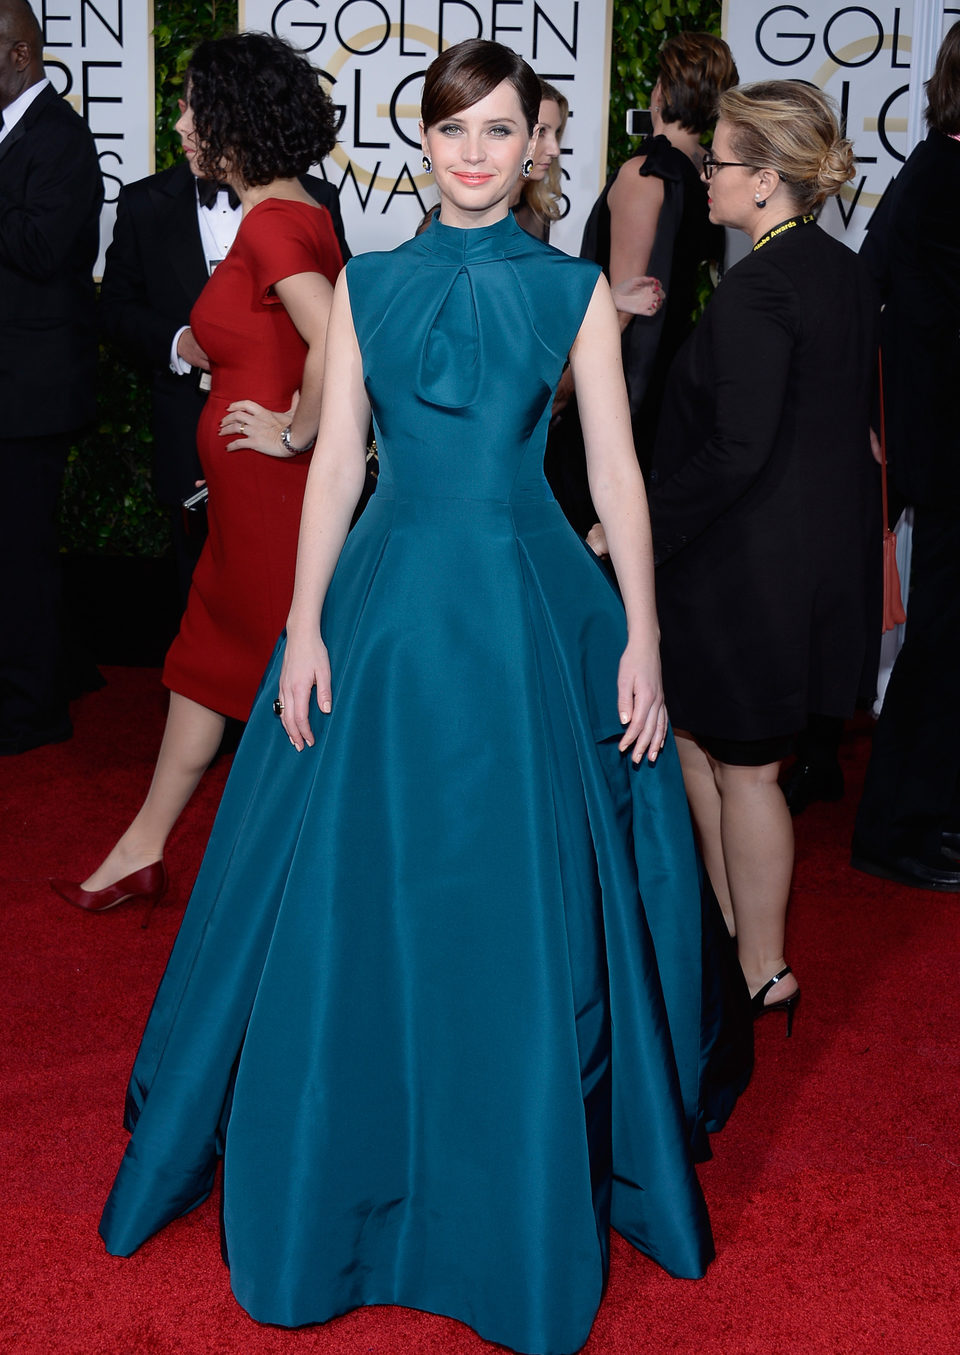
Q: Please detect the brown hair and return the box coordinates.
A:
[925,20,960,134]
[421,38,541,135]
[718,80,855,213]
[657,32,739,136]
[520,79,570,225]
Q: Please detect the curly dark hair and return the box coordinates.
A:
[186,32,339,186]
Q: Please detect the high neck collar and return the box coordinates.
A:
[420,212,528,264]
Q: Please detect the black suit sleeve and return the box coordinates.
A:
[301,174,351,262]
[651,261,798,563]
[99,186,185,369]
[0,107,102,281]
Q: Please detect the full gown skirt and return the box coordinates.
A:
[100,215,751,1355]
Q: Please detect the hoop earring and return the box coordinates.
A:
[521,158,534,179]
[422,154,432,173]
[755,193,767,208]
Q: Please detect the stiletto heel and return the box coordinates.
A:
[51,861,167,914]
[751,965,800,1037]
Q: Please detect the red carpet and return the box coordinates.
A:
[2,669,958,1354]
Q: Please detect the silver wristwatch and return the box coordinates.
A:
[280,424,314,455]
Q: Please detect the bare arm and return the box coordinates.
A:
[553,162,664,420]
[607,159,664,333]
[221,269,335,456]
[569,276,666,764]
[277,272,371,750]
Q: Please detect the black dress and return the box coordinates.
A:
[546,136,721,531]
[650,220,880,744]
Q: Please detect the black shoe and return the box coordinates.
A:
[751,966,800,1037]
[941,831,960,862]
[0,719,73,756]
[850,839,960,891]
[780,759,844,816]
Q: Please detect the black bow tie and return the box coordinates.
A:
[197,179,240,210]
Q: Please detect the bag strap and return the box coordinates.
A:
[878,347,892,534]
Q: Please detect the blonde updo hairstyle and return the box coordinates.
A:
[717,80,855,214]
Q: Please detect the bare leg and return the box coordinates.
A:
[675,731,735,935]
[81,692,226,890]
[712,759,798,1004]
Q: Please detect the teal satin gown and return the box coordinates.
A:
[100,214,751,1355]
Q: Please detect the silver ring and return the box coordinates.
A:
[273,697,284,716]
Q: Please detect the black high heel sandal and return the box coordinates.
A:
[751,965,800,1037]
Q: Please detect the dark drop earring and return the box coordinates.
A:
[422,155,432,173]
[755,192,767,208]
[521,158,534,179]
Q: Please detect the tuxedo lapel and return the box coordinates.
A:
[0,82,58,168]
[156,164,211,304]
[0,117,27,167]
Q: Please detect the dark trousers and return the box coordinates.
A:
[169,503,207,613]
[854,506,960,852]
[0,433,72,752]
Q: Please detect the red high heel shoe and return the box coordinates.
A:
[51,861,167,913]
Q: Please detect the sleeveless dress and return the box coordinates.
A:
[546,136,720,530]
[100,214,751,1355]
[162,199,343,721]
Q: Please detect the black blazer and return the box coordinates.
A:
[99,163,351,505]
[860,129,960,507]
[650,223,880,740]
[0,83,102,439]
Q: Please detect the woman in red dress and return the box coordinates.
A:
[53,34,345,911]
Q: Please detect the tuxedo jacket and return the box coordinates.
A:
[99,163,351,505]
[860,130,960,507]
[0,83,103,439]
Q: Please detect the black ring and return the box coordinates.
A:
[272,697,284,716]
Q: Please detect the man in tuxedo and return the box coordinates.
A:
[851,23,960,891]
[99,110,351,605]
[0,0,102,755]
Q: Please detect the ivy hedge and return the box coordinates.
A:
[61,0,719,557]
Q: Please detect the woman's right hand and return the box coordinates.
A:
[612,275,665,316]
[277,624,332,751]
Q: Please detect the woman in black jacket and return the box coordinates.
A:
[638,82,879,1030]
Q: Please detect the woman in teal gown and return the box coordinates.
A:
[100,39,751,1355]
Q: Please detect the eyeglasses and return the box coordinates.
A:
[701,152,756,181]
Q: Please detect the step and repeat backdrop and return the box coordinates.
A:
[723,1,960,250]
[41,0,154,274]
[36,2,960,264]
[238,0,614,255]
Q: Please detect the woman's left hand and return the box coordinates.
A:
[617,640,667,764]
[221,397,295,456]
[612,275,665,317]
[585,522,609,558]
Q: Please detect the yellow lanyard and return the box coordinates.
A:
[752,213,816,252]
